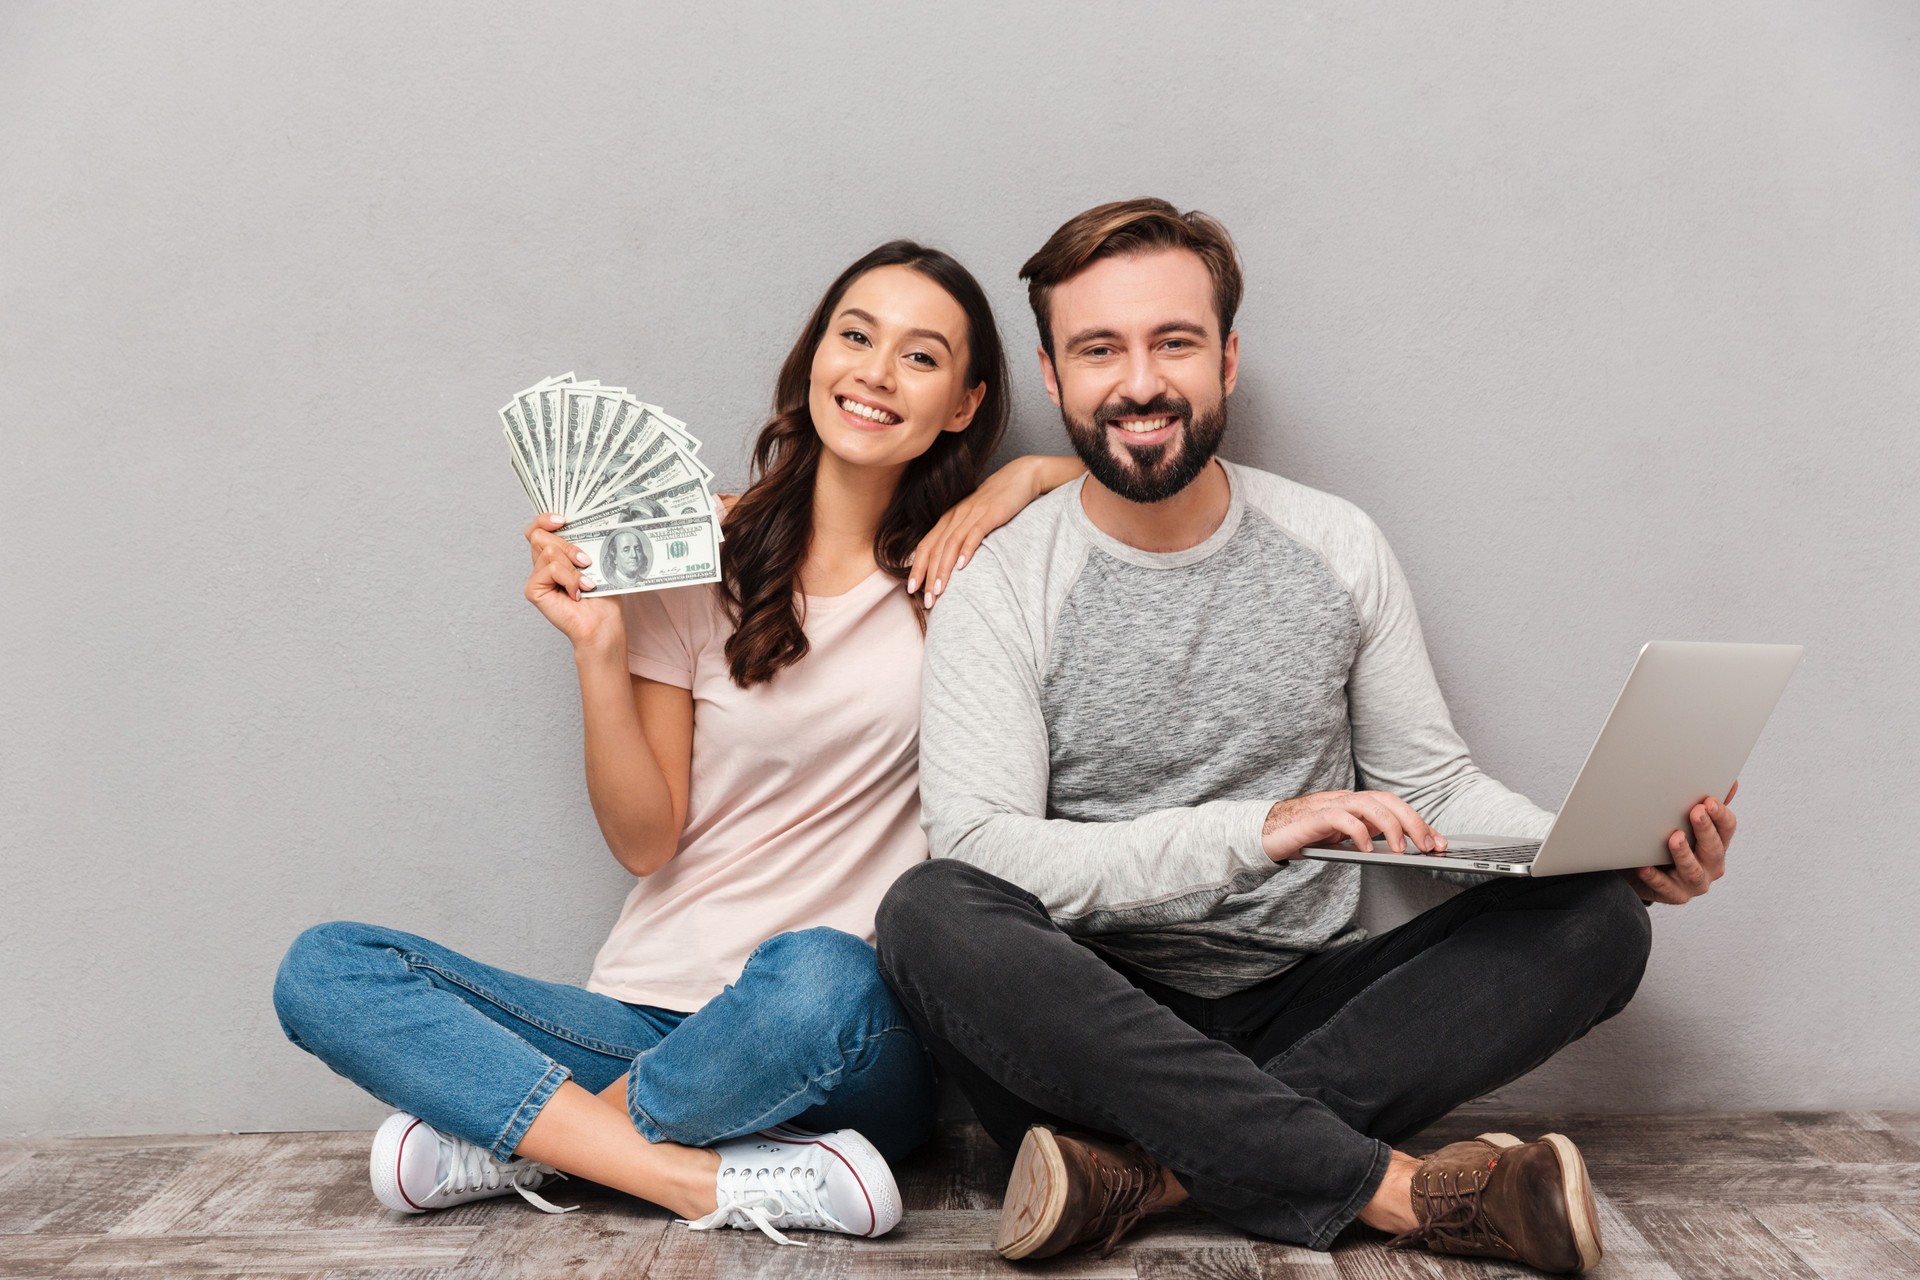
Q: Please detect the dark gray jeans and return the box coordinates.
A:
[875,860,1652,1250]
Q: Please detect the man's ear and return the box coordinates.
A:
[945,380,987,434]
[1222,330,1240,398]
[1038,344,1062,408]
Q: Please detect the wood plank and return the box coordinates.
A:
[1774,1111,1894,1132]
[1787,1127,1920,1165]
[1135,1242,1263,1279]
[1329,1233,1532,1279]
[1585,1160,1920,1205]
[0,1233,94,1276]
[897,1122,1013,1212]
[53,1226,481,1274]
[1753,1205,1920,1280]
[1588,1188,1684,1280]
[644,1220,853,1280]
[845,1249,1128,1278]
[454,1205,670,1280]
[110,1134,279,1235]
[1251,1239,1339,1279]
[1621,1205,1822,1280]
[161,1132,454,1234]
[0,1144,209,1234]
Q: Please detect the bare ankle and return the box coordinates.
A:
[1356,1150,1421,1235]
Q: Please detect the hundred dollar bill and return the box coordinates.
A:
[573,513,722,596]
[568,476,718,537]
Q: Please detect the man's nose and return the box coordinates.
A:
[1119,349,1162,404]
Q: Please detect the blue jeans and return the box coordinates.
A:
[272,922,936,1164]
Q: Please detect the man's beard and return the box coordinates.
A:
[1062,390,1228,505]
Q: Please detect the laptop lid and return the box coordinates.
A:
[1531,641,1803,874]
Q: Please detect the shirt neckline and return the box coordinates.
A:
[802,566,895,610]
[1065,459,1246,570]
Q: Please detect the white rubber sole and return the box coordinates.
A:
[996,1126,1068,1260]
[761,1125,902,1237]
[1478,1131,1603,1273]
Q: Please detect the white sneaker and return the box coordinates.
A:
[680,1125,902,1246]
[369,1112,575,1215]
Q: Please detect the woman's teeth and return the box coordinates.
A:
[839,397,900,425]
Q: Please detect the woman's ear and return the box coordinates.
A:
[945,381,988,434]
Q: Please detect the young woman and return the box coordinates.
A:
[271,242,1084,1246]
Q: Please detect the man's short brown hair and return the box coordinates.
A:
[1019,198,1244,360]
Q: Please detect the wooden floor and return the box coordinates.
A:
[3,1111,1919,1278]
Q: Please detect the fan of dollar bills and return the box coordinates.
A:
[499,374,724,596]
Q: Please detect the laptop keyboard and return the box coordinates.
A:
[1433,843,1542,863]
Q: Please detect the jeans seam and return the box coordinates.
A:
[401,951,649,1060]
[1310,1137,1392,1250]
[491,1060,570,1161]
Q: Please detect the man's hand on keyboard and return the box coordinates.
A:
[1261,790,1444,862]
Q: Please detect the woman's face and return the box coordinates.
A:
[807,265,985,474]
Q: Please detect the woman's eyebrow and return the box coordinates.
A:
[836,308,953,355]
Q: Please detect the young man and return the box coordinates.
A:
[874,199,1740,1275]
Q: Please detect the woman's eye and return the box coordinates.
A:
[906,351,938,369]
[841,329,871,346]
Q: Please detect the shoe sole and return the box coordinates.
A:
[1478,1131,1603,1273]
[997,1126,1068,1260]
[760,1125,902,1237]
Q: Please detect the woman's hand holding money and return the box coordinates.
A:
[524,513,625,654]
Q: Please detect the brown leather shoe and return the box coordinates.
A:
[1389,1132,1602,1274]
[996,1126,1177,1260]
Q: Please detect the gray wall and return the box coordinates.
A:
[3,1,1916,1137]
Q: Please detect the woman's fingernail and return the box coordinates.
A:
[955,554,968,570]
[575,553,590,566]
[933,579,944,594]
[923,591,933,608]
[579,578,595,591]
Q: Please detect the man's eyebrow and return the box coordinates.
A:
[1063,320,1210,349]
[835,307,953,354]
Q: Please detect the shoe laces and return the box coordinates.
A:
[438,1137,576,1214]
[1388,1164,1503,1255]
[680,1154,845,1247]
[1088,1149,1163,1258]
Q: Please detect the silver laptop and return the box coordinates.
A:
[1303,641,1803,877]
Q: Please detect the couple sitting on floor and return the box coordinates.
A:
[273,198,1740,1276]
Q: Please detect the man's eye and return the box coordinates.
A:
[1084,346,1115,358]
[1163,339,1190,352]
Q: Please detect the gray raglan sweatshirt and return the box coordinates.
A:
[918,461,1555,997]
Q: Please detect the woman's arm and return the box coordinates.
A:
[907,455,1086,606]
[525,513,692,876]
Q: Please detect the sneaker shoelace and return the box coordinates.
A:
[1388,1165,1505,1256]
[680,1155,846,1247]
[437,1137,576,1214]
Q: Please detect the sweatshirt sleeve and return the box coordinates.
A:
[917,544,1279,927]
[1342,516,1555,841]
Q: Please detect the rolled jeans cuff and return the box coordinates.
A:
[491,1061,572,1160]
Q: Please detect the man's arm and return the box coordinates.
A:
[918,546,1279,926]
[1340,516,1556,838]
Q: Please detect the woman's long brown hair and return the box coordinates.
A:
[719,241,1009,687]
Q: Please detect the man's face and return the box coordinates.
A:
[1040,247,1238,504]
[613,532,643,576]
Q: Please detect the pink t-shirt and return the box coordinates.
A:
[585,570,926,1010]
